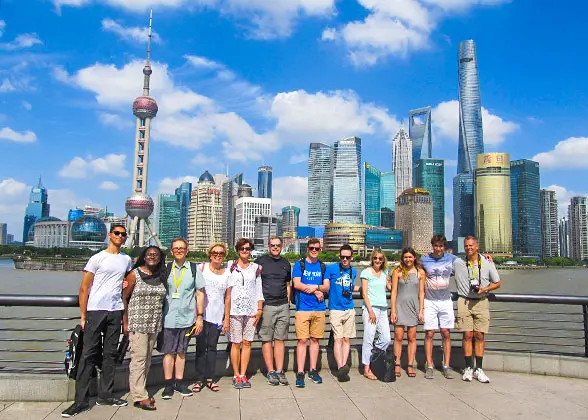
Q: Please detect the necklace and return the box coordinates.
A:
[210,264,223,274]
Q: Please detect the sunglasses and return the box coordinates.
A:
[270,244,282,248]
[112,231,127,237]
[210,251,225,257]
[239,247,252,252]
[373,257,383,261]
[308,246,321,252]
[340,255,352,260]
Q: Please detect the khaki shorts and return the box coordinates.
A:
[329,309,356,339]
[258,304,290,342]
[295,311,326,339]
[455,297,490,333]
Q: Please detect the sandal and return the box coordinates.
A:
[192,382,204,393]
[134,400,156,411]
[206,380,220,392]
[364,371,378,380]
[407,366,416,378]
[394,363,401,377]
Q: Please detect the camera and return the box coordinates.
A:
[470,284,480,293]
[342,289,352,298]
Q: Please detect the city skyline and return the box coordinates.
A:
[1,1,586,240]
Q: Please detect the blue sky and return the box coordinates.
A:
[1,0,587,239]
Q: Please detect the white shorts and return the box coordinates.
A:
[423,299,454,331]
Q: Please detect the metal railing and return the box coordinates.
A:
[1,292,587,374]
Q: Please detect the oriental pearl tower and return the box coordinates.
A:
[125,10,162,248]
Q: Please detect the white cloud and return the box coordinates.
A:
[0,20,6,37]
[22,101,32,111]
[0,127,37,143]
[0,178,30,238]
[58,154,129,178]
[0,79,15,92]
[0,33,42,51]
[545,184,588,219]
[100,112,133,129]
[0,178,28,196]
[532,137,588,170]
[99,181,120,190]
[289,153,307,164]
[191,152,217,166]
[431,100,518,145]
[158,176,201,194]
[272,176,308,225]
[185,55,224,70]
[101,18,162,44]
[325,0,509,66]
[48,189,100,220]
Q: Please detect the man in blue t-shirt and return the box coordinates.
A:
[420,234,457,380]
[292,238,329,388]
[326,244,359,382]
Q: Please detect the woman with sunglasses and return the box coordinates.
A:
[193,242,231,393]
[122,246,167,411]
[390,247,425,378]
[226,238,264,389]
[360,249,391,380]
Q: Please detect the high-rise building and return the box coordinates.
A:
[257,166,272,199]
[365,228,403,253]
[510,160,541,257]
[308,143,334,226]
[540,190,559,258]
[568,197,588,261]
[559,217,569,258]
[380,171,395,228]
[175,181,192,240]
[475,153,512,254]
[0,223,7,245]
[6,234,14,245]
[234,197,272,242]
[22,177,50,243]
[281,206,300,239]
[414,159,445,236]
[364,162,381,226]
[454,40,484,240]
[253,215,278,249]
[158,194,181,249]
[333,137,362,224]
[221,173,243,246]
[323,222,369,255]
[124,11,162,248]
[392,128,412,201]
[188,171,222,252]
[395,188,433,254]
[409,107,432,180]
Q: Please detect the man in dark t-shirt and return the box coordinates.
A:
[255,236,291,386]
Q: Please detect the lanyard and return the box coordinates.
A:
[467,256,482,280]
[172,263,187,292]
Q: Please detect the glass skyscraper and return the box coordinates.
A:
[454,40,484,240]
[364,162,381,226]
[333,137,362,224]
[510,159,541,257]
[308,143,334,226]
[221,173,243,245]
[175,181,192,240]
[257,166,272,199]
[23,177,50,243]
[415,159,445,236]
[409,107,432,182]
[380,171,395,228]
[281,205,300,239]
[158,193,181,248]
[392,127,412,201]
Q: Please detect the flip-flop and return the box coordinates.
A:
[191,382,204,393]
[206,381,220,392]
[364,371,378,380]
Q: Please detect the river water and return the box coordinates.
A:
[0,259,587,371]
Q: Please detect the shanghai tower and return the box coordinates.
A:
[453,40,484,239]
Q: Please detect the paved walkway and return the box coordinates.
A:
[1,369,587,420]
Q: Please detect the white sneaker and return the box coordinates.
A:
[473,368,490,383]
[462,366,473,382]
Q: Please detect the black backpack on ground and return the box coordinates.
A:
[370,347,396,382]
[291,259,327,305]
[65,324,83,379]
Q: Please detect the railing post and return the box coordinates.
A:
[583,304,588,357]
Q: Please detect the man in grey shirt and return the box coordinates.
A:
[454,235,501,383]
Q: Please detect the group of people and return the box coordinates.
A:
[61,225,501,418]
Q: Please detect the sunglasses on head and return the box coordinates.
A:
[112,231,127,237]
[308,246,321,251]
[340,255,352,260]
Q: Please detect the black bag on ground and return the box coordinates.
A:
[370,347,395,382]
[65,324,83,379]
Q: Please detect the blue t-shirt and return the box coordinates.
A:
[326,264,355,311]
[292,259,326,311]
